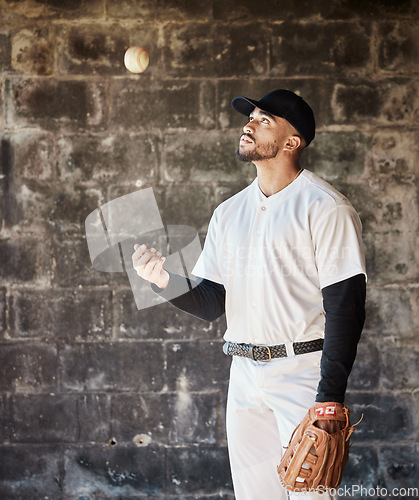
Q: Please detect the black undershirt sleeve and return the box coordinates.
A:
[151,272,226,322]
[316,273,366,404]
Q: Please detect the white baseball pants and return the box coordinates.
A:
[226,351,335,500]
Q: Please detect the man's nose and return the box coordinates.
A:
[243,122,254,134]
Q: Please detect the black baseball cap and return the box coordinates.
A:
[231,89,315,146]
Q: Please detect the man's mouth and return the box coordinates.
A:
[240,134,254,144]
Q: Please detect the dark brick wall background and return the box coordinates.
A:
[0,0,418,498]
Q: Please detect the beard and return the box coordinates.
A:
[235,140,280,163]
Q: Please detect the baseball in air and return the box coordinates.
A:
[124,46,149,74]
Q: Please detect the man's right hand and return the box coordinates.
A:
[132,244,170,289]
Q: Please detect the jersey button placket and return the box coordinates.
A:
[250,216,260,313]
[249,203,267,343]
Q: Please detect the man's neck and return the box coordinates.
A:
[255,159,302,197]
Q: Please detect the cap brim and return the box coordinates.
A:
[231,96,260,116]
[231,96,286,120]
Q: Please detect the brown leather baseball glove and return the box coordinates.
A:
[277,402,360,493]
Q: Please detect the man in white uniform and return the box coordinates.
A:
[132,89,367,499]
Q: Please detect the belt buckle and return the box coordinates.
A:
[252,345,272,362]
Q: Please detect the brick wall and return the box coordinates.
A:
[0,0,418,498]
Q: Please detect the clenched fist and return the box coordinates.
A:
[132,244,170,289]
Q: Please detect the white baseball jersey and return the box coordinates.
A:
[192,169,367,346]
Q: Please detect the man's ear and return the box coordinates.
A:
[283,135,302,152]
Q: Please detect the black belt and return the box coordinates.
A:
[223,339,324,362]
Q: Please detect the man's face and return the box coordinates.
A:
[236,107,291,163]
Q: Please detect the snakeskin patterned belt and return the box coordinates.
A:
[223,338,324,362]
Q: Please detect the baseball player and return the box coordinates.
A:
[132,89,367,499]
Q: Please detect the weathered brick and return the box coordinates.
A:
[331,82,381,123]
[270,22,371,76]
[0,237,50,284]
[347,338,380,391]
[11,26,54,76]
[53,236,104,287]
[364,231,419,286]
[340,445,378,491]
[365,287,419,338]
[78,394,112,443]
[380,339,418,390]
[111,392,220,445]
[303,131,368,181]
[0,288,6,337]
[60,342,165,392]
[1,135,60,230]
[0,81,4,130]
[49,185,102,235]
[2,180,52,231]
[161,183,219,232]
[378,21,419,73]
[4,130,55,180]
[337,176,419,235]
[379,446,419,491]
[57,132,160,184]
[213,0,329,21]
[165,340,231,392]
[340,0,419,18]
[342,178,419,240]
[114,288,226,340]
[109,79,216,131]
[0,0,104,20]
[7,78,106,131]
[52,236,127,288]
[107,0,213,21]
[63,444,166,496]
[0,394,10,442]
[167,445,232,494]
[0,445,62,498]
[331,79,419,125]
[57,23,160,77]
[164,23,267,78]
[9,288,113,341]
[10,393,110,444]
[344,392,414,442]
[0,342,57,393]
[162,130,255,185]
[0,33,11,72]
[1,136,18,227]
[213,0,419,21]
[370,129,419,178]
